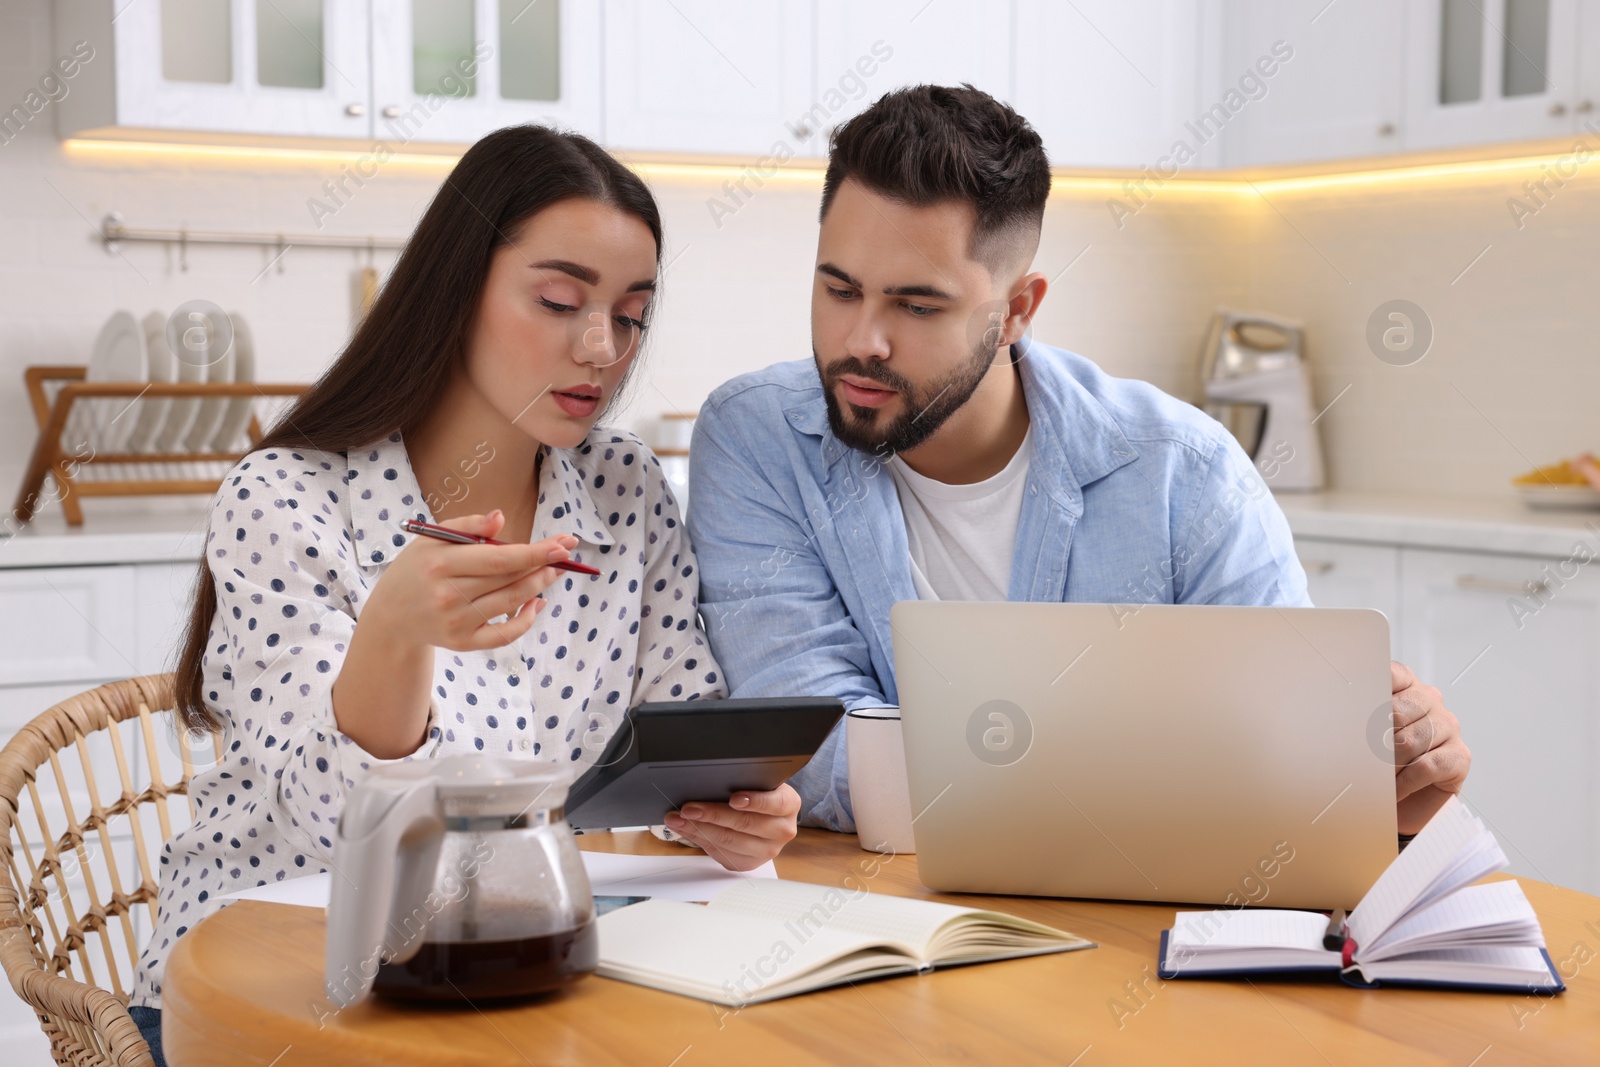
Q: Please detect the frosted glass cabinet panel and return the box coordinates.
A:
[257,0,328,90]
[1405,0,1579,149]
[53,0,592,143]
[161,0,233,84]
[499,0,561,101]
[411,0,479,96]
[370,0,600,143]
[103,0,371,137]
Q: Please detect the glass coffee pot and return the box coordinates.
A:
[325,755,597,1006]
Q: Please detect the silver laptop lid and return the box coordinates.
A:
[892,601,1397,910]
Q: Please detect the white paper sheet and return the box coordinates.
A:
[219,851,777,909]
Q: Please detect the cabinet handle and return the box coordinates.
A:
[1301,560,1335,575]
[345,103,366,117]
[1549,102,1568,117]
[382,105,401,119]
[1455,575,1549,596]
[1377,122,1396,136]
[1578,99,1594,113]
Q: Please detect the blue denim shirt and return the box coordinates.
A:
[688,340,1311,831]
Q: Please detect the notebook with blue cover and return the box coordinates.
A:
[1156,797,1565,994]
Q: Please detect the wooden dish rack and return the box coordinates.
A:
[10,365,310,527]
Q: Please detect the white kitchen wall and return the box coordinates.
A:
[1244,167,1600,498]
[0,2,1249,529]
[6,0,1592,538]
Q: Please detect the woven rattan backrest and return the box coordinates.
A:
[0,674,216,1067]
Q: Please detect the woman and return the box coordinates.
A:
[127,126,798,1060]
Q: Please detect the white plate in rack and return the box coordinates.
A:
[210,311,256,452]
[127,311,175,453]
[184,318,234,452]
[73,311,146,454]
[154,318,205,452]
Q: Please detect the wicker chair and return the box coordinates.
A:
[0,674,220,1067]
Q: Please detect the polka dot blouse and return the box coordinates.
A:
[130,427,725,1009]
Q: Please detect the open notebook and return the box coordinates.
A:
[598,878,1094,1005]
[1158,796,1563,992]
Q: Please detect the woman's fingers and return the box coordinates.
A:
[662,784,802,871]
[466,597,545,649]
[455,534,580,577]
[424,537,580,601]
[472,566,565,621]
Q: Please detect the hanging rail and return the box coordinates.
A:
[99,212,406,267]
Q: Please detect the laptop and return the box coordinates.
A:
[890,601,1397,910]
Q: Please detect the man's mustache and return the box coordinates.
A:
[822,355,915,395]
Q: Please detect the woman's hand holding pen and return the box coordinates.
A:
[371,509,578,651]
[333,509,575,758]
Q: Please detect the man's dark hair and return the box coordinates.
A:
[820,83,1051,271]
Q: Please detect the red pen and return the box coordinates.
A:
[400,519,601,575]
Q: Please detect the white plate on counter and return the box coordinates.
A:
[1516,484,1600,511]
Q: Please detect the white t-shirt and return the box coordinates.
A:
[887,428,1032,601]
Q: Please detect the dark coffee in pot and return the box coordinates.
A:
[372,921,598,1002]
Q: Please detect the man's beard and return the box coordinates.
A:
[816,334,1001,458]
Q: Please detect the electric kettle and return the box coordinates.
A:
[324,755,597,1007]
[1199,308,1326,492]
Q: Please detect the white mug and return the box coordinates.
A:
[846,707,916,855]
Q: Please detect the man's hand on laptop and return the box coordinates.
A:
[1391,661,1471,835]
[662,783,801,871]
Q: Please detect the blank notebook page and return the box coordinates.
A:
[1348,796,1487,947]
[1169,909,1328,951]
[1364,880,1540,958]
[598,900,918,989]
[711,879,989,949]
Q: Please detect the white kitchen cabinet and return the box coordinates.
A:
[134,561,198,676]
[1398,545,1600,895]
[52,0,600,144]
[808,0,1013,154]
[602,0,814,156]
[369,0,602,145]
[1579,0,1600,121]
[54,0,374,139]
[1013,0,1212,168]
[1404,0,1582,150]
[0,565,136,688]
[1294,537,1402,655]
[1219,0,1407,166]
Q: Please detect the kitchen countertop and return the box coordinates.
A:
[1277,490,1600,559]
[1,490,1595,570]
[0,499,211,569]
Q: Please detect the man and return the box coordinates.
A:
[687,85,1468,840]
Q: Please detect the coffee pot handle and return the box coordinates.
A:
[324,777,445,1008]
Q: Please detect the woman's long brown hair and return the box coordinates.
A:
[172,125,663,732]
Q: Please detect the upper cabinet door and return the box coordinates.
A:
[1012,0,1206,169]
[112,0,372,137]
[1578,0,1600,121]
[807,0,1014,155]
[369,0,602,144]
[602,0,814,156]
[1218,0,1406,167]
[1405,0,1580,150]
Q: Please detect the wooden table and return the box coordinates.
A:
[163,830,1600,1066]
